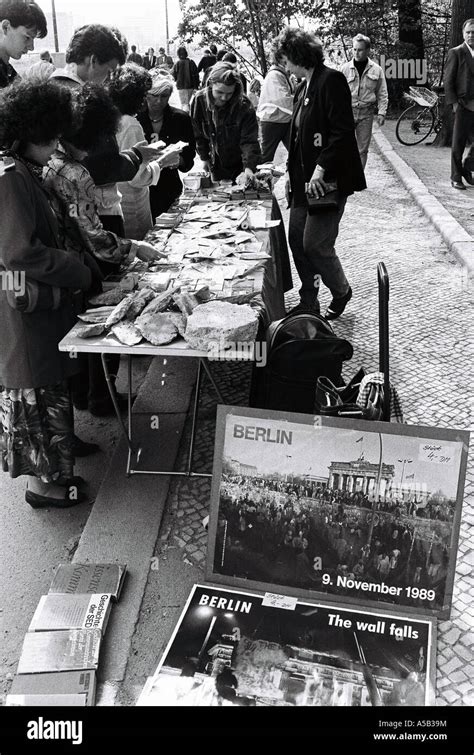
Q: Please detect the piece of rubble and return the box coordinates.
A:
[76,323,107,338]
[184,301,259,350]
[111,321,143,346]
[136,312,179,345]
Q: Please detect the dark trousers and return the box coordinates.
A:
[260,120,291,163]
[451,106,474,182]
[288,198,349,305]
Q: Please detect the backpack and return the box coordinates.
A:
[259,310,353,414]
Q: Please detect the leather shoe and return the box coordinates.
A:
[26,487,89,509]
[451,180,466,190]
[72,436,101,457]
[325,286,352,320]
[286,301,321,316]
[462,168,474,186]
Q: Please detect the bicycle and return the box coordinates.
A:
[395,86,443,146]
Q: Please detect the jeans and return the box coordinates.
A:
[451,106,474,182]
[353,108,374,169]
[288,197,349,306]
[177,88,194,113]
[260,120,291,163]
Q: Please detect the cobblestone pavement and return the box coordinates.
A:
[136,144,473,706]
[382,119,474,239]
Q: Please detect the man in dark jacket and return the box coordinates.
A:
[143,47,157,70]
[444,18,474,188]
[197,48,216,82]
[0,0,47,89]
[276,27,366,319]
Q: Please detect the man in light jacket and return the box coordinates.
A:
[444,18,474,189]
[257,50,295,163]
[341,34,388,169]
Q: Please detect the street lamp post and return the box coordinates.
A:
[164,0,169,55]
[51,0,59,53]
[398,458,413,487]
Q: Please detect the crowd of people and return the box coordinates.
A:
[0,0,472,514]
[218,473,450,607]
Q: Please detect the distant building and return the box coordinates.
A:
[226,458,258,477]
[328,459,395,497]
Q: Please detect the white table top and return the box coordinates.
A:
[59,324,255,361]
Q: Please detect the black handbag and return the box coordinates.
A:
[306,182,340,213]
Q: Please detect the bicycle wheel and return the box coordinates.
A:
[395,104,435,145]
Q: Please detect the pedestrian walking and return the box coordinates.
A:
[172,46,199,112]
[276,26,366,319]
[340,34,388,169]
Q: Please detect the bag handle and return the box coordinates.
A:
[378,262,390,421]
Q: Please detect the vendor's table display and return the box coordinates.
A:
[59,188,287,478]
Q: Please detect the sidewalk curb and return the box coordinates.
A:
[373,130,473,272]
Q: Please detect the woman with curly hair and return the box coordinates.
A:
[275,27,366,319]
[0,80,96,508]
[43,83,167,416]
[108,63,179,239]
[190,61,261,183]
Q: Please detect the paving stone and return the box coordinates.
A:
[441,627,462,646]
[454,644,474,663]
[440,689,461,704]
[449,669,468,684]
[441,657,464,675]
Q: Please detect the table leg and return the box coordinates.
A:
[100,353,140,475]
[201,358,225,404]
[186,359,203,475]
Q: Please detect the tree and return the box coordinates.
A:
[450,0,474,46]
[177,0,319,76]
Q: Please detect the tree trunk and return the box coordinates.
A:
[398,0,425,61]
[450,0,474,46]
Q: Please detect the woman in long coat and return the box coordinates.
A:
[0,80,96,508]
